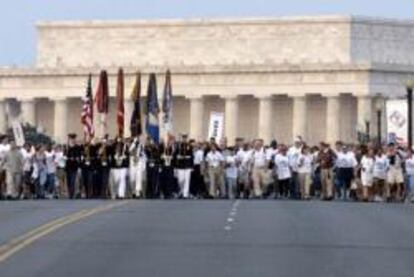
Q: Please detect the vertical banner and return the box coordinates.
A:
[386,99,407,145]
[207,112,224,142]
[12,120,25,147]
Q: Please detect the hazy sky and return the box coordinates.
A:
[1,0,414,66]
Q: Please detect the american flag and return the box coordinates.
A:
[81,74,94,140]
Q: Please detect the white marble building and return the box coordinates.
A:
[0,15,414,144]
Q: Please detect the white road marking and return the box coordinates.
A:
[224,200,241,232]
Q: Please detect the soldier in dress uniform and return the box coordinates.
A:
[129,135,147,199]
[160,137,176,198]
[96,136,113,198]
[190,140,206,198]
[80,139,97,199]
[65,134,81,199]
[145,140,161,199]
[110,139,129,199]
[173,134,194,199]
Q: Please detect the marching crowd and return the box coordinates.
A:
[1,133,414,203]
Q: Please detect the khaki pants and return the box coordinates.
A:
[298,172,312,199]
[208,166,222,197]
[6,171,22,198]
[56,168,67,198]
[252,167,266,197]
[321,168,333,199]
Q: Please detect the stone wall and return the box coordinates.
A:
[36,16,352,68]
[351,18,414,65]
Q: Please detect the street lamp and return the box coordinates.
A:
[375,98,383,146]
[365,120,370,141]
[407,80,414,149]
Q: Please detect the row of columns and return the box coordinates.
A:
[0,94,383,144]
[0,97,135,143]
[189,94,379,144]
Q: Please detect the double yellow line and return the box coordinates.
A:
[0,201,129,263]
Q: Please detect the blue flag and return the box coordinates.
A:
[146,73,159,143]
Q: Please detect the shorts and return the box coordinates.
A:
[361,173,373,187]
[387,167,404,185]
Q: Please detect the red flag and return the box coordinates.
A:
[116,68,125,138]
[95,70,109,137]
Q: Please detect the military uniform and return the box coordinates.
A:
[174,141,193,198]
[129,139,146,198]
[145,143,161,199]
[160,142,176,198]
[110,142,129,199]
[96,142,113,198]
[80,143,98,199]
[65,141,81,199]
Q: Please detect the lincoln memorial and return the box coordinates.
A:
[0,15,414,144]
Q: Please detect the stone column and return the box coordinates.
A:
[189,96,204,140]
[292,95,307,141]
[124,98,134,138]
[0,100,7,134]
[356,95,372,135]
[53,97,68,143]
[325,95,341,143]
[257,95,273,143]
[224,96,239,145]
[20,98,36,126]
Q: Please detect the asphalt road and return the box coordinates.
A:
[1,200,414,277]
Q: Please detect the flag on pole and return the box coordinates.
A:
[81,74,94,141]
[130,72,142,137]
[95,70,109,138]
[162,70,173,136]
[146,73,159,143]
[116,68,125,138]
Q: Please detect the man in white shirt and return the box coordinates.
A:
[45,145,57,198]
[21,143,34,199]
[250,139,268,198]
[287,137,303,199]
[54,145,67,198]
[205,144,224,198]
[0,136,10,199]
[236,143,252,199]
[335,145,357,200]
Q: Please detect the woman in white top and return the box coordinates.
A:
[225,147,238,199]
[297,146,313,200]
[274,145,291,198]
[405,149,414,202]
[360,148,375,201]
[373,148,389,202]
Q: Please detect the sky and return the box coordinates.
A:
[1,0,414,66]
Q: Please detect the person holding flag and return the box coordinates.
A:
[129,72,147,198]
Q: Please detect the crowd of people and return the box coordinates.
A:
[0,133,413,203]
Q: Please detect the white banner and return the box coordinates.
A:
[12,121,25,147]
[207,112,224,142]
[386,99,407,145]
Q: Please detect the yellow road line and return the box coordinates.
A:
[0,201,129,263]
